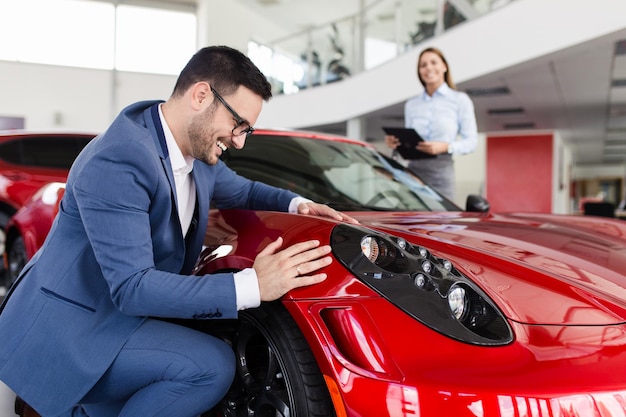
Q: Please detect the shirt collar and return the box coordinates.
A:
[158,104,194,175]
[421,82,452,99]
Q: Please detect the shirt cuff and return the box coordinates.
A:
[234,268,261,310]
[288,196,313,214]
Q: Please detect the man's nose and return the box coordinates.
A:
[232,134,246,149]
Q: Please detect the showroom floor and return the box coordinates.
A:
[0,382,16,415]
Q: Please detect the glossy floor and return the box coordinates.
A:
[0,382,16,415]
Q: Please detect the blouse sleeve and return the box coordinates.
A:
[451,92,478,155]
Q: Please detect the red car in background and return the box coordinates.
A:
[0,131,95,281]
[5,128,626,417]
[0,131,95,229]
[3,182,65,288]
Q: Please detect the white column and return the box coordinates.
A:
[347,117,366,141]
[196,0,211,48]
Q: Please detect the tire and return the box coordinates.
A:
[6,235,27,289]
[0,210,10,231]
[203,302,336,417]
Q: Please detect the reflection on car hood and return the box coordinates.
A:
[353,211,626,326]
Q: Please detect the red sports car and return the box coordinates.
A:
[5,129,626,417]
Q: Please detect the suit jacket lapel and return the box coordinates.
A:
[146,104,177,196]
[146,103,195,272]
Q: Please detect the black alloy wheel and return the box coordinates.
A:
[203,302,336,417]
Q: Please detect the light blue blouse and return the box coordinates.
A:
[404,83,478,155]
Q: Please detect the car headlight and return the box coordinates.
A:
[331,224,513,346]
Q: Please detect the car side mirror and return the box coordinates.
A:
[466,194,490,213]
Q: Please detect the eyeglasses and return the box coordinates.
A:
[210,86,255,137]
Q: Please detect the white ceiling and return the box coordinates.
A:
[173,0,626,166]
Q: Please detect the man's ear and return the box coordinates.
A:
[191,82,211,110]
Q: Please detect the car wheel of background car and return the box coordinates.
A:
[0,211,10,231]
[0,211,8,281]
[6,236,27,289]
[204,301,335,417]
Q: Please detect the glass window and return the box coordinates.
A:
[248,41,305,95]
[115,4,196,75]
[0,136,93,169]
[0,0,115,69]
[223,133,459,212]
[0,0,197,75]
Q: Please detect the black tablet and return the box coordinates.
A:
[382,127,436,159]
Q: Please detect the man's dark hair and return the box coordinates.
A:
[172,45,272,100]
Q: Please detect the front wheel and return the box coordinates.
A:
[204,302,335,417]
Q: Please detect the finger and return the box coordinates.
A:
[278,239,322,259]
[315,206,343,221]
[340,212,360,224]
[316,205,347,221]
[293,246,332,267]
[293,253,332,276]
[258,236,283,256]
[297,202,311,214]
[290,273,328,290]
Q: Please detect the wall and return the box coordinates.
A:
[486,133,554,213]
[453,133,486,208]
[0,61,176,132]
[483,132,572,214]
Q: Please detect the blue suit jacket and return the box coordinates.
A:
[0,101,298,415]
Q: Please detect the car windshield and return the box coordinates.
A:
[223,134,460,212]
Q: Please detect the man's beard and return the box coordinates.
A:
[188,105,220,165]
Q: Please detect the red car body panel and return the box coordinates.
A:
[0,166,67,210]
[4,183,65,259]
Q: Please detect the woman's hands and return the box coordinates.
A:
[385,134,400,149]
[417,140,449,155]
[386,134,450,155]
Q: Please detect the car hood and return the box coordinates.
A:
[352,211,626,326]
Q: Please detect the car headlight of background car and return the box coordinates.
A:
[331,224,513,346]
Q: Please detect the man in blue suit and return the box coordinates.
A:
[0,45,356,417]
